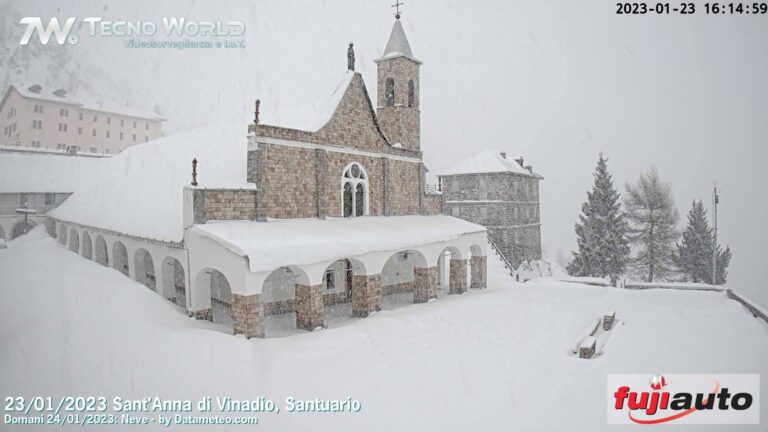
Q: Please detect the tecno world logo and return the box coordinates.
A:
[19,17,77,45]
[607,374,760,425]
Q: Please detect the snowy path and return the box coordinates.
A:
[1,228,767,431]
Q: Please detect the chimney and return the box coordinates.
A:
[525,165,533,173]
[500,152,507,159]
[27,84,42,94]
[515,156,524,167]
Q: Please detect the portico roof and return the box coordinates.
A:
[190,215,486,274]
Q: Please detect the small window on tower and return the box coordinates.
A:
[408,80,415,108]
[385,78,395,107]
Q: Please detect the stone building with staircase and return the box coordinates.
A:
[43,16,488,339]
[439,150,543,268]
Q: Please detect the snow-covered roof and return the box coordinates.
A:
[191,215,486,273]
[375,19,421,64]
[0,153,105,193]
[5,85,165,121]
[439,150,541,178]
[259,71,355,133]
[49,123,254,243]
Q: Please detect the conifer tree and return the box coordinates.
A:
[567,154,630,280]
[624,167,679,282]
[675,200,732,284]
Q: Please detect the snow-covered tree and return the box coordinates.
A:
[567,154,630,281]
[624,167,679,282]
[675,200,733,284]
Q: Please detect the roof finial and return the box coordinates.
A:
[391,0,404,19]
[253,99,260,125]
[347,43,355,71]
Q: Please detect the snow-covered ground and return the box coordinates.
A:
[1,228,767,431]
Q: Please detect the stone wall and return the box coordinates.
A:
[232,293,264,338]
[265,145,318,219]
[295,284,324,330]
[191,189,256,224]
[352,274,381,317]
[487,226,542,268]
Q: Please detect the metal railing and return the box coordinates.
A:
[487,235,518,279]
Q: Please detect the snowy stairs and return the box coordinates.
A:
[487,237,518,280]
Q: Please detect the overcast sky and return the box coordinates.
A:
[6,0,768,306]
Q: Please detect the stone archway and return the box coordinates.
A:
[94,235,109,266]
[436,246,462,297]
[68,228,80,253]
[81,232,93,260]
[380,250,429,310]
[134,248,156,291]
[262,266,310,337]
[194,268,233,327]
[112,241,129,276]
[11,219,36,240]
[321,258,367,325]
[469,244,486,289]
[162,257,186,308]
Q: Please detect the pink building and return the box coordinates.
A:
[0,84,164,155]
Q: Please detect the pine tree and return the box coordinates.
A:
[567,154,630,280]
[624,167,679,282]
[674,200,733,285]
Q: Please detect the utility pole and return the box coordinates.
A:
[712,184,719,285]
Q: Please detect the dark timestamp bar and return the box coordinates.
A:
[616,2,768,14]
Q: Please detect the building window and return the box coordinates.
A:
[106,131,110,138]
[385,78,395,107]
[408,79,415,108]
[93,115,97,123]
[78,127,82,135]
[133,121,137,128]
[32,119,42,129]
[31,140,41,148]
[92,129,96,137]
[324,269,335,290]
[79,113,83,121]
[90,147,97,153]
[105,148,111,154]
[452,207,460,217]
[33,104,43,113]
[144,136,148,142]
[58,123,68,132]
[57,143,66,150]
[132,134,136,142]
[60,108,69,117]
[44,193,54,205]
[341,163,368,217]
[107,117,111,125]
[120,119,124,127]
[145,123,149,130]
[119,132,124,140]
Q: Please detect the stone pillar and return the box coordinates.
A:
[471,255,487,289]
[295,284,325,330]
[192,308,212,321]
[352,274,381,317]
[449,259,467,294]
[315,149,327,219]
[232,294,265,338]
[413,266,437,303]
[254,143,268,221]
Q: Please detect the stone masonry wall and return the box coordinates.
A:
[352,274,381,317]
[201,189,257,222]
[232,294,264,338]
[295,284,324,330]
[265,145,318,219]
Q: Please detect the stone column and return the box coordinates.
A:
[449,259,467,294]
[352,274,381,317]
[471,255,487,289]
[192,308,212,321]
[315,149,327,219]
[232,293,265,338]
[295,284,325,330]
[413,266,437,303]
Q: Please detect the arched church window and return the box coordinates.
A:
[341,163,369,218]
[408,80,415,108]
[385,78,395,107]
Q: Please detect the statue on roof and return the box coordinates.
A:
[347,43,355,71]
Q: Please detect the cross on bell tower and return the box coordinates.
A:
[392,1,404,19]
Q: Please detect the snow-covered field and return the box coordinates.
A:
[1,228,767,431]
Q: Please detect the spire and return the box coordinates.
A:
[375,19,421,64]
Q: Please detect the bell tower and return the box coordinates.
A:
[375,15,422,151]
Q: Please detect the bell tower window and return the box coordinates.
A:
[385,78,395,107]
[341,163,369,217]
[408,80,415,108]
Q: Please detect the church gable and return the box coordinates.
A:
[315,73,391,153]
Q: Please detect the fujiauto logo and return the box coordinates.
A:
[607,374,760,425]
[19,17,246,46]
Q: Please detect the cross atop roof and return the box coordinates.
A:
[391,1,404,19]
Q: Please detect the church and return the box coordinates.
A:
[46,16,488,338]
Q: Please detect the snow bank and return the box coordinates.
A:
[192,215,486,273]
[2,230,767,431]
[49,123,253,242]
[439,149,537,177]
[0,153,105,193]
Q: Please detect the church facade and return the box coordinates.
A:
[47,17,488,339]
